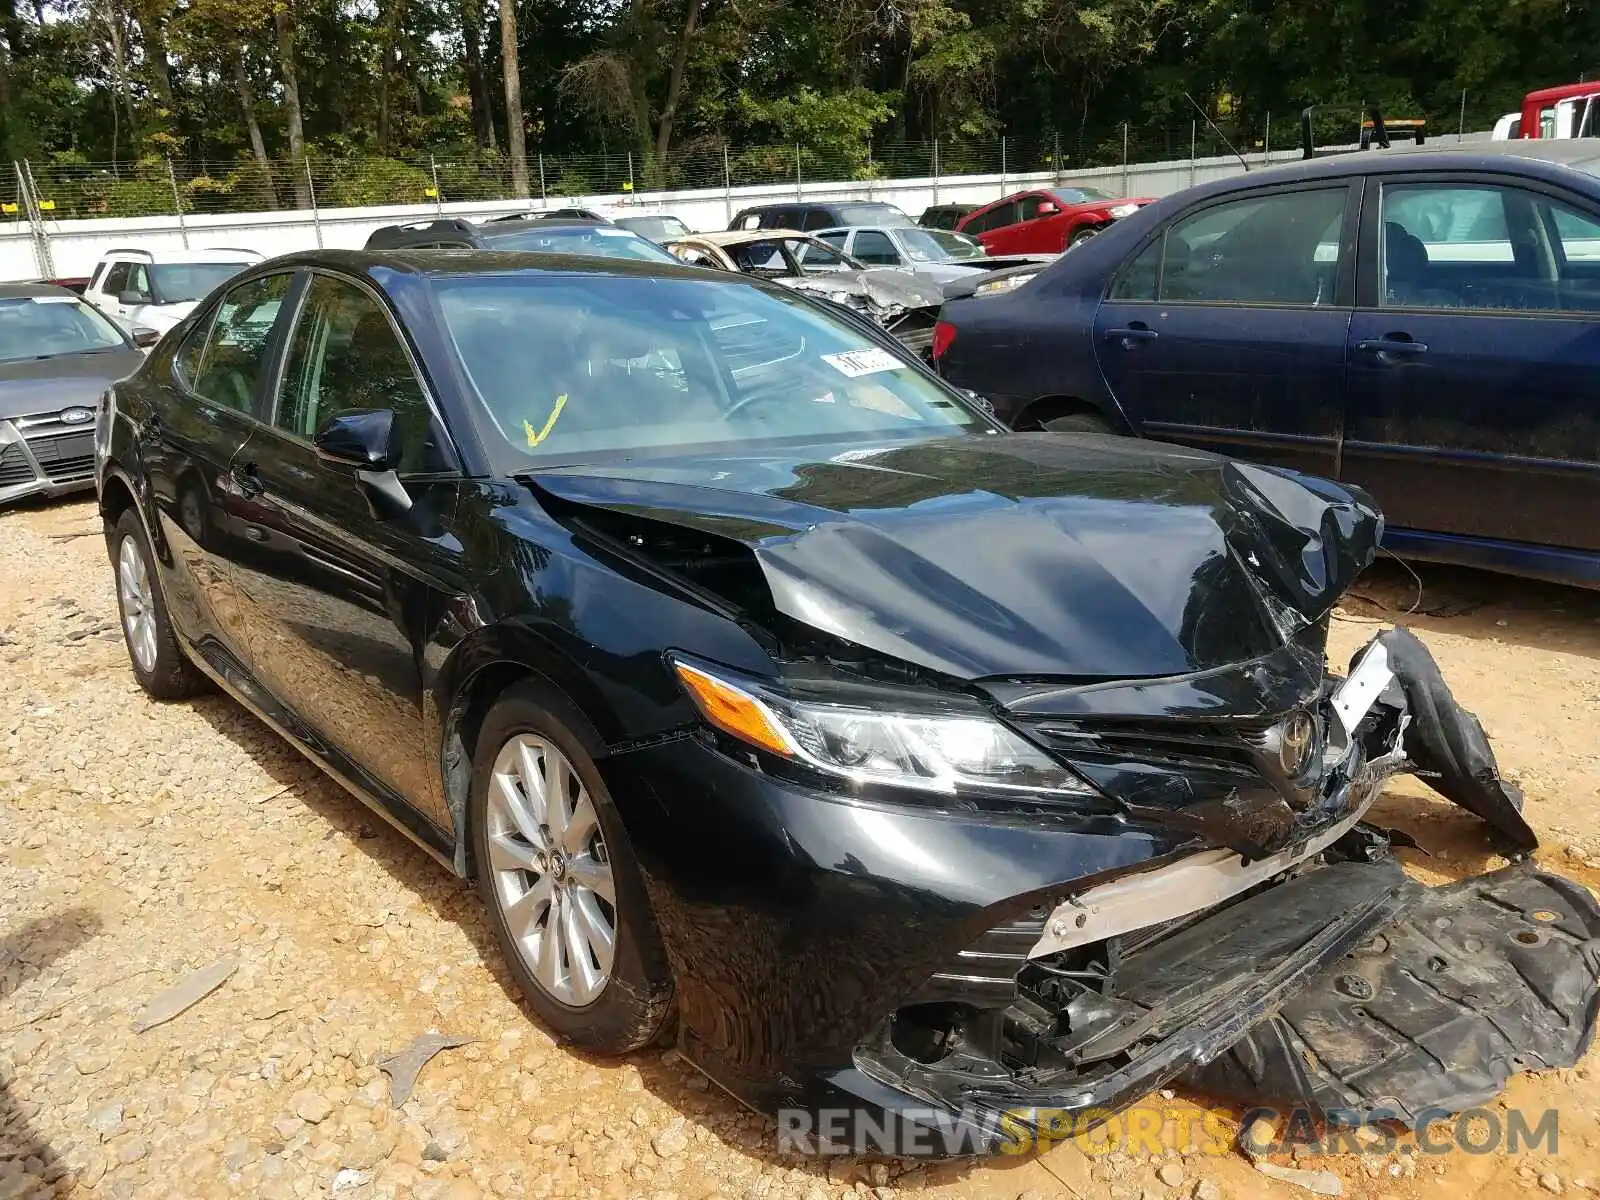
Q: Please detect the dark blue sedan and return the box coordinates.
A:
[932,140,1600,588]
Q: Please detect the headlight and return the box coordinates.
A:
[1108,202,1140,218]
[974,273,1037,297]
[673,658,1093,798]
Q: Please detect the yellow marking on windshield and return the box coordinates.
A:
[524,393,569,447]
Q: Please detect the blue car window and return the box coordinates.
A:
[1159,188,1347,306]
[1381,183,1600,314]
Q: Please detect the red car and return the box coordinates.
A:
[956,187,1155,254]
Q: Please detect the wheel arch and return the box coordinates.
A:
[435,626,626,878]
[1011,394,1128,433]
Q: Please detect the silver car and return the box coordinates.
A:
[814,224,1058,287]
[1,285,148,506]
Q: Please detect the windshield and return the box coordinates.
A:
[0,295,127,362]
[898,228,986,262]
[834,203,911,226]
[1051,187,1114,206]
[149,262,252,305]
[617,216,692,242]
[490,225,680,262]
[434,274,990,468]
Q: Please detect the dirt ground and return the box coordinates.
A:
[1,497,1597,1200]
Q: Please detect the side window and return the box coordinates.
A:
[851,230,899,265]
[126,263,152,299]
[1378,183,1598,313]
[802,210,833,231]
[975,201,1019,233]
[1109,237,1162,301]
[276,276,446,474]
[102,263,132,297]
[173,308,215,385]
[1385,184,1600,314]
[1160,187,1347,306]
[190,273,293,411]
[816,231,848,251]
[1018,196,1048,222]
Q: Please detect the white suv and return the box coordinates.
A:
[84,247,263,335]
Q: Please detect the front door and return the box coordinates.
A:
[228,271,465,828]
[1092,183,1357,479]
[1342,176,1600,554]
[144,271,296,674]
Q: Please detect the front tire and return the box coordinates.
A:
[1068,226,1101,248]
[109,508,208,700]
[470,681,674,1052]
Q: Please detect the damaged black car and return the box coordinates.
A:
[96,250,1600,1156]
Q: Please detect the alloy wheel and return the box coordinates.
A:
[485,733,617,1007]
[117,535,158,674]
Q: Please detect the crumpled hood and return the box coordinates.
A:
[0,348,144,420]
[782,267,944,312]
[528,433,1382,681]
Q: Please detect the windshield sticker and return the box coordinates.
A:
[821,348,905,377]
[28,295,80,305]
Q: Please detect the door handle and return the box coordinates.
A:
[1104,325,1159,349]
[232,462,266,498]
[1356,336,1429,361]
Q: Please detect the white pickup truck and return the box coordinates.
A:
[83,247,262,335]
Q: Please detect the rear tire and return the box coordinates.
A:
[470,681,675,1052]
[108,508,209,701]
[1041,412,1116,435]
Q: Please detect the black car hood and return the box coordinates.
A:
[0,349,143,420]
[528,433,1381,681]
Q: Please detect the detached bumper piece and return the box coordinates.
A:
[1184,863,1600,1122]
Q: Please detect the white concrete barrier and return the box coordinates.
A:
[2,147,1317,281]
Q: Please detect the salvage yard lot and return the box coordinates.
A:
[1,497,1598,1200]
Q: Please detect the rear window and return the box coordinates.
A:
[833,203,910,226]
[488,226,680,262]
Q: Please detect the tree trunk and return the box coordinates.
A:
[461,0,495,149]
[104,2,138,161]
[233,49,278,206]
[497,0,527,196]
[274,4,310,207]
[653,0,701,162]
[375,0,405,153]
[132,3,172,103]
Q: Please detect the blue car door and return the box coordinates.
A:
[1342,173,1600,564]
[1092,181,1358,480]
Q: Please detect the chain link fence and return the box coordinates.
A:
[8,118,1298,222]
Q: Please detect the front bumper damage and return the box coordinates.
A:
[818,629,1593,1155]
[608,627,1596,1159]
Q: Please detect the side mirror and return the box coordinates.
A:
[314,409,413,515]
[1035,203,1060,218]
[117,290,151,306]
[131,326,161,348]
[314,409,400,472]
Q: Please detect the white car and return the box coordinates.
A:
[83,248,263,335]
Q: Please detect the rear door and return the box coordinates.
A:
[144,270,298,674]
[1092,182,1357,479]
[1342,173,1600,554]
[228,270,465,828]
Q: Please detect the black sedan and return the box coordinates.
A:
[96,250,1597,1154]
[933,141,1600,589]
[1,283,149,505]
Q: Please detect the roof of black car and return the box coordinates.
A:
[237,247,752,286]
[0,282,78,299]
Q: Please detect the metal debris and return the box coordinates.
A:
[1254,1162,1343,1196]
[375,1032,473,1107]
[129,957,238,1034]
